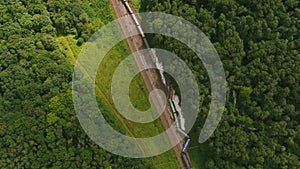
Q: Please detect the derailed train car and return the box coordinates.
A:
[182,152,192,169]
[168,99,177,114]
[182,138,191,153]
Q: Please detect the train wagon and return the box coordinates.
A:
[143,37,150,49]
[177,127,187,137]
[182,138,191,153]
[122,0,145,38]
[131,13,140,26]
[131,14,145,37]
[174,115,187,136]
[174,114,179,129]
[182,152,192,169]
[168,99,177,113]
[122,0,133,14]
[136,24,145,37]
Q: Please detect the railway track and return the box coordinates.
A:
[109,0,192,168]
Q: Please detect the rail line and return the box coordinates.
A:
[111,0,193,168]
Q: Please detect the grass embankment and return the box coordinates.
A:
[57,9,180,168]
[187,129,209,169]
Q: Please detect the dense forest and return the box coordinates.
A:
[1,0,299,168]
[0,0,151,168]
[140,0,300,168]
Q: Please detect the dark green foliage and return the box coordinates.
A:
[141,0,300,168]
[0,0,150,168]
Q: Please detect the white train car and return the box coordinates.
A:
[131,14,145,37]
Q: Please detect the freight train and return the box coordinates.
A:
[122,0,145,37]
[122,0,158,63]
[121,1,192,168]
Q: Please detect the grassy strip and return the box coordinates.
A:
[57,35,180,168]
[189,147,203,169]
[56,35,78,64]
[95,41,164,138]
[188,129,208,169]
[189,143,210,169]
[129,74,150,111]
